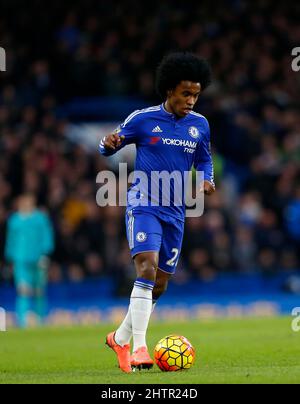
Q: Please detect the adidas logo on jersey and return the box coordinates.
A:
[152,126,163,133]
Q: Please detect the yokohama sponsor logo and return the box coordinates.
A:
[162,138,197,148]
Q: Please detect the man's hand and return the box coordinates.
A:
[103,133,125,150]
[38,256,50,271]
[200,180,215,195]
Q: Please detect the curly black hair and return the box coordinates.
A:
[155,52,212,99]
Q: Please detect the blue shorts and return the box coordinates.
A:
[125,210,184,274]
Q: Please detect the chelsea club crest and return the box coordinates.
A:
[136,232,147,242]
[188,126,199,139]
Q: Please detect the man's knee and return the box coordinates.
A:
[34,288,45,298]
[153,268,172,299]
[153,280,168,300]
[17,284,33,297]
[134,253,158,281]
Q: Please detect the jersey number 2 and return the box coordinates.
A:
[166,248,179,267]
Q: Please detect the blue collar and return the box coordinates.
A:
[160,103,173,116]
[160,103,191,122]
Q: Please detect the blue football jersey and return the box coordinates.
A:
[99,104,214,222]
[5,210,54,263]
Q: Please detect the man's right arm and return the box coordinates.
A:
[99,133,126,156]
[99,110,140,157]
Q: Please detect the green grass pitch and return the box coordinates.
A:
[0,317,299,384]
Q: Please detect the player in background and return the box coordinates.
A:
[100,52,215,373]
[4,194,54,328]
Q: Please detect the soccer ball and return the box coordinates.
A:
[154,335,195,371]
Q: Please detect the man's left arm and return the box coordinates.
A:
[42,213,54,255]
[194,120,215,195]
[38,213,55,269]
[4,216,15,263]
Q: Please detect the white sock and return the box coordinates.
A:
[130,278,154,352]
[114,305,133,346]
[115,299,157,347]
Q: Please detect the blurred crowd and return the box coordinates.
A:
[0,0,300,289]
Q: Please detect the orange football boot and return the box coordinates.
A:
[131,346,154,370]
[105,331,131,373]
